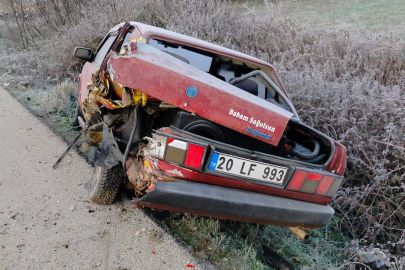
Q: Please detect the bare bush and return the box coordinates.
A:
[39,79,77,115]
[0,0,404,266]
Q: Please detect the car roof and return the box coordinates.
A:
[110,22,278,74]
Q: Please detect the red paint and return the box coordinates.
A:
[324,141,347,175]
[186,264,195,268]
[152,251,156,255]
[108,51,291,146]
[156,160,332,205]
[79,62,98,104]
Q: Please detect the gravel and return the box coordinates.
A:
[0,87,211,270]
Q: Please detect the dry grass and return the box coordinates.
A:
[39,80,77,115]
[0,0,404,268]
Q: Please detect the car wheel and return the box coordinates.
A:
[88,165,124,205]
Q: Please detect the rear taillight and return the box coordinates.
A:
[163,137,207,170]
[288,170,306,190]
[315,176,334,194]
[287,169,343,197]
[184,143,206,169]
[165,138,188,164]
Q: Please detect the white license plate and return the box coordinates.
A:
[208,152,288,185]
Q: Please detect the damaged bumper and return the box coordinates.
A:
[136,181,334,229]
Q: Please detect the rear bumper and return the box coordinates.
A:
[136,181,334,229]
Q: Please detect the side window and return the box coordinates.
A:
[93,35,116,66]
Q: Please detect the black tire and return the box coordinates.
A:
[183,120,225,142]
[88,165,124,205]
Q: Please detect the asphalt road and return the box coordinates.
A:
[0,87,211,270]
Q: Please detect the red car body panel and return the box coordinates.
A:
[107,42,293,146]
[79,62,98,106]
[325,141,347,175]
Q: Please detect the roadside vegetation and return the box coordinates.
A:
[0,0,404,269]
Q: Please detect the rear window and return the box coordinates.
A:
[148,37,290,112]
[149,39,213,72]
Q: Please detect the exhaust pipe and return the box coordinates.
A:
[289,227,309,240]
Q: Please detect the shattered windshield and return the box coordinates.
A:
[149,39,213,72]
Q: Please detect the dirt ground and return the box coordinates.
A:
[0,87,213,270]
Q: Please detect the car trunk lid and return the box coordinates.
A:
[105,41,293,147]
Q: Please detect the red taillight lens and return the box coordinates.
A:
[315,176,334,195]
[288,170,307,190]
[164,137,206,170]
[307,173,322,181]
[184,143,205,169]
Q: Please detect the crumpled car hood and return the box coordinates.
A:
[106,41,293,146]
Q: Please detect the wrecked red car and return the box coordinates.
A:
[73,22,346,229]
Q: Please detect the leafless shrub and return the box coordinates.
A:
[39,79,77,115]
[0,0,404,265]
